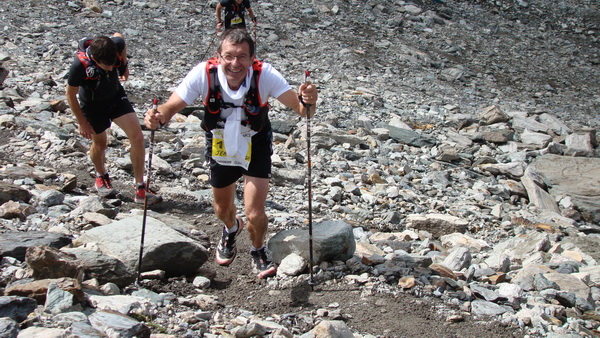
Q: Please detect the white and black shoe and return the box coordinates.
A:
[215,217,244,266]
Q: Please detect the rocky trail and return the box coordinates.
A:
[0,0,599,337]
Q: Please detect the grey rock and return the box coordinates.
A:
[62,247,136,287]
[268,220,356,265]
[380,124,437,147]
[0,231,72,261]
[511,115,549,133]
[0,317,18,338]
[88,310,151,338]
[533,273,559,291]
[470,284,501,302]
[442,246,472,271]
[406,213,468,239]
[44,282,81,315]
[0,296,37,322]
[0,0,599,336]
[521,166,560,213]
[529,154,600,223]
[470,299,512,316]
[14,327,68,337]
[73,216,209,276]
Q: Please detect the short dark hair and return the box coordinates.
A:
[88,36,117,65]
[217,28,255,57]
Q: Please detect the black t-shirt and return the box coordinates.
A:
[220,0,251,10]
[220,0,251,28]
[67,36,127,106]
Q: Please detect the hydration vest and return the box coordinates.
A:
[76,37,125,81]
[202,57,270,132]
[76,38,99,81]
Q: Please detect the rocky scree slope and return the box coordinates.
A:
[0,0,599,337]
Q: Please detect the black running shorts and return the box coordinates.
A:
[206,129,273,188]
[81,95,134,134]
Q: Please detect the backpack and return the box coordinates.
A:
[202,57,270,132]
[76,38,99,81]
[76,37,126,81]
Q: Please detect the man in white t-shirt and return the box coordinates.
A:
[145,28,318,279]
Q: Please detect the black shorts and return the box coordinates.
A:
[81,96,134,134]
[205,129,273,188]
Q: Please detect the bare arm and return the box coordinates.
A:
[216,3,223,30]
[276,82,317,118]
[112,32,129,81]
[247,8,256,22]
[144,91,188,129]
[118,45,129,81]
[66,84,94,138]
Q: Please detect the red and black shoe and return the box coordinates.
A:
[95,173,117,198]
[134,183,163,205]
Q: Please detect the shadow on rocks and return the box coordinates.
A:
[289,283,314,307]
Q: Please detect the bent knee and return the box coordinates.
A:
[245,210,267,225]
[129,130,145,147]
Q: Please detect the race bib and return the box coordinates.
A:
[211,128,253,170]
[231,16,243,24]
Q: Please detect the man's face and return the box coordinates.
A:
[96,62,114,72]
[217,40,254,90]
[235,0,243,4]
[92,56,114,72]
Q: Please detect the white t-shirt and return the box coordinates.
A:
[175,60,291,121]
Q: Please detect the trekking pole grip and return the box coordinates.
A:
[302,70,313,118]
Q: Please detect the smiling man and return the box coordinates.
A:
[145,28,318,279]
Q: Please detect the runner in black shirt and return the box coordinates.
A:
[66,33,162,205]
[216,0,256,31]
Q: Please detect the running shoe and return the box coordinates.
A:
[215,216,244,266]
[134,183,163,205]
[95,173,117,198]
[250,247,277,279]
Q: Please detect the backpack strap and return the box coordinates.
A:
[202,58,270,132]
[244,60,270,132]
[204,58,223,115]
[76,38,99,81]
[202,58,227,131]
[244,60,266,115]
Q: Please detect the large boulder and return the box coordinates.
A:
[73,216,209,277]
[268,220,356,265]
[529,154,600,223]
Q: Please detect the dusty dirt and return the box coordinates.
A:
[139,222,525,337]
[114,180,524,337]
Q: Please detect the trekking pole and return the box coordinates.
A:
[253,19,258,52]
[137,98,159,285]
[200,31,218,61]
[303,70,316,287]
